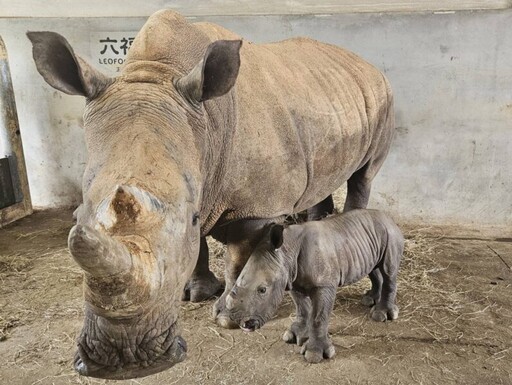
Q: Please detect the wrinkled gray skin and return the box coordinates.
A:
[27,9,394,379]
[227,209,404,363]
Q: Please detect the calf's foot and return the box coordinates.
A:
[182,271,222,302]
[283,321,309,346]
[300,338,335,363]
[370,304,399,322]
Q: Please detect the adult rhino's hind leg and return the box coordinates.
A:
[182,237,222,302]
[343,163,373,212]
[306,195,335,221]
[344,93,395,212]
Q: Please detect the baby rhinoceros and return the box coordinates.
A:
[226,209,404,363]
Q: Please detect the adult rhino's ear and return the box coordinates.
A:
[176,39,242,103]
[27,31,111,99]
[269,224,284,250]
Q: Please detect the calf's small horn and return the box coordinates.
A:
[68,225,132,276]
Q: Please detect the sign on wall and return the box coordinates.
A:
[90,32,138,74]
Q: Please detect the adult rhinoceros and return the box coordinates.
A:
[28,9,394,380]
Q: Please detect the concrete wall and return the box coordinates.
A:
[2,0,510,16]
[0,8,510,228]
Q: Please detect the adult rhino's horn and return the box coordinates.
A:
[68,225,132,276]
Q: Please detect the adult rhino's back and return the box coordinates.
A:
[222,36,394,218]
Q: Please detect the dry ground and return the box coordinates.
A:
[0,209,511,385]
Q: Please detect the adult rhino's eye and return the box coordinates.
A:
[192,213,200,226]
[258,287,267,294]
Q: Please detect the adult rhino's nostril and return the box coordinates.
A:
[74,354,86,375]
[170,335,187,364]
[176,336,187,352]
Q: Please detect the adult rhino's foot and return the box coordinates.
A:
[283,321,309,346]
[182,271,222,302]
[370,303,399,322]
[300,338,335,364]
[213,293,238,329]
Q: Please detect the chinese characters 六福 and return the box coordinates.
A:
[98,36,134,66]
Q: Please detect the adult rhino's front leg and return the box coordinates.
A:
[182,237,222,302]
[213,218,277,328]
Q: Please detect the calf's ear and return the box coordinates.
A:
[27,31,111,99]
[269,224,284,250]
[176,39,242,103]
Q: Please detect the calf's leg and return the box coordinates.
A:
[361,269,383,306]
[370,267,399,322]
[300,286,336,363]
[370,239,401,321]
[283,290,312,346]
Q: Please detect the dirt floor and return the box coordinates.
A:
[0,209,511,385]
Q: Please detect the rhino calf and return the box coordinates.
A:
[226,209,404,363]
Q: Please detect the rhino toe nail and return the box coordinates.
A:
[324,345,336,359]
[305,351,323,364]
[283,330,295,343]
[370,306,385,322]
[388,306,399,320]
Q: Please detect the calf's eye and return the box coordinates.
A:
[258,287,267,294]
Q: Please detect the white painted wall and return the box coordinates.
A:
[0,8,511,228]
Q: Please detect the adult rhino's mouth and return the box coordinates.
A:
[73,310,187,380]
[74,335,186,380]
